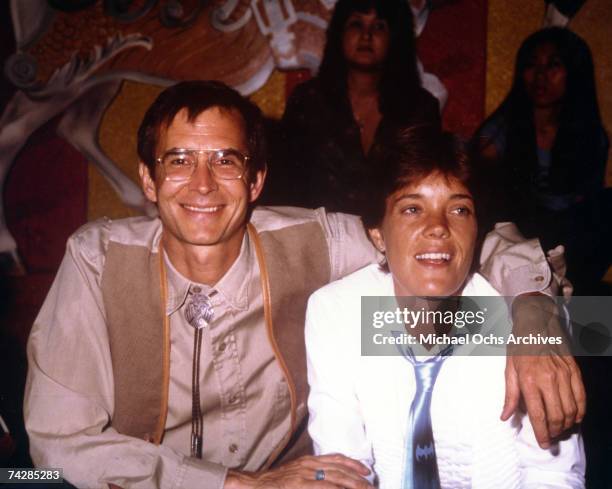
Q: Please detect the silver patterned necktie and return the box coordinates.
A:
[184,286,215,458]
[399,344,453,489]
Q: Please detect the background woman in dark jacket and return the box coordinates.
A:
[278,0,440,214]
[474,27,610,294]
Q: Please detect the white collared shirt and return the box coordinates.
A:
[306,264,585,489]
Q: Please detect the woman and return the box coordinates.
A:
[305,125,585,488]
[279,0,439,213]
[474,27,610,293]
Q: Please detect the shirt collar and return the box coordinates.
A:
[163,233,252,315]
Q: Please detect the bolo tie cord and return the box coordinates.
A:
[185,288,215,459]
[191,327,204,458]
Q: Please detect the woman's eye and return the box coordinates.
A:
[345,19,363,30]
[401,206,420,215]
[373,21,387,31]
[548,59,564,69]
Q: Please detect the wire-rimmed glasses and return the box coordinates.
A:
[156,148,249,181]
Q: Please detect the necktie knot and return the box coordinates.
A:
[413,360,444,393]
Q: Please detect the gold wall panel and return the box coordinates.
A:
[572,0,612,280]
[485,0,544,116]
[89,81,163,220]
[250,70,287,120]
[571,0,612,186]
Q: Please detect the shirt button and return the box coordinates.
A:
[218,342,227,352]
[229,443,238,453]
[228,394,238,404]
[534,275,545,282]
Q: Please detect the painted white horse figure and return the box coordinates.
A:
[0,0,444,272]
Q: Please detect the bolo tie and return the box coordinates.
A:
[184,286,216,458]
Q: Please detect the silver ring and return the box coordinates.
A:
[315,469,325,481]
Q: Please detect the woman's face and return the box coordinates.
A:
[369,171,477,297]
[342,9,390,71]
[522,42,567,108]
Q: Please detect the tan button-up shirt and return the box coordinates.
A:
[24,207,554,489]
[163,234,292,474]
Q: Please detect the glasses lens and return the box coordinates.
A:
[161,152,196,181]
[209,150,246,179]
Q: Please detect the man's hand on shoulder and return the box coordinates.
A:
[501,293,586,448]
[224,454,374,489]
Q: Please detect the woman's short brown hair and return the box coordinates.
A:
[360,124,491,234]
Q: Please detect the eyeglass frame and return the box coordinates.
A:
[155,148,251,182]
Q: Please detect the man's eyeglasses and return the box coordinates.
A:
[156,149,249,181]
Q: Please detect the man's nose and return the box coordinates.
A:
[189,158,218,193]
[423,214,450,239]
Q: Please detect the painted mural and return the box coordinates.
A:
[0,0,609,274]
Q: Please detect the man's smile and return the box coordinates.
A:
[181,204,224,213]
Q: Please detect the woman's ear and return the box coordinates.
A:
[368,227,385,253]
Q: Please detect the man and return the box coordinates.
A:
[25,81,584,489]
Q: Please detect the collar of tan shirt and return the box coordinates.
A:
[162,232,253,315]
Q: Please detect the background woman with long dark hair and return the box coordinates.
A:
[279,0,440,213]
[475,27,610,294]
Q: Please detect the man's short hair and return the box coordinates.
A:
[137,80,267,182]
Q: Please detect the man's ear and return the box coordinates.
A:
[139,162,158,203]
[248,166,267,203]
[368,227,386,254]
